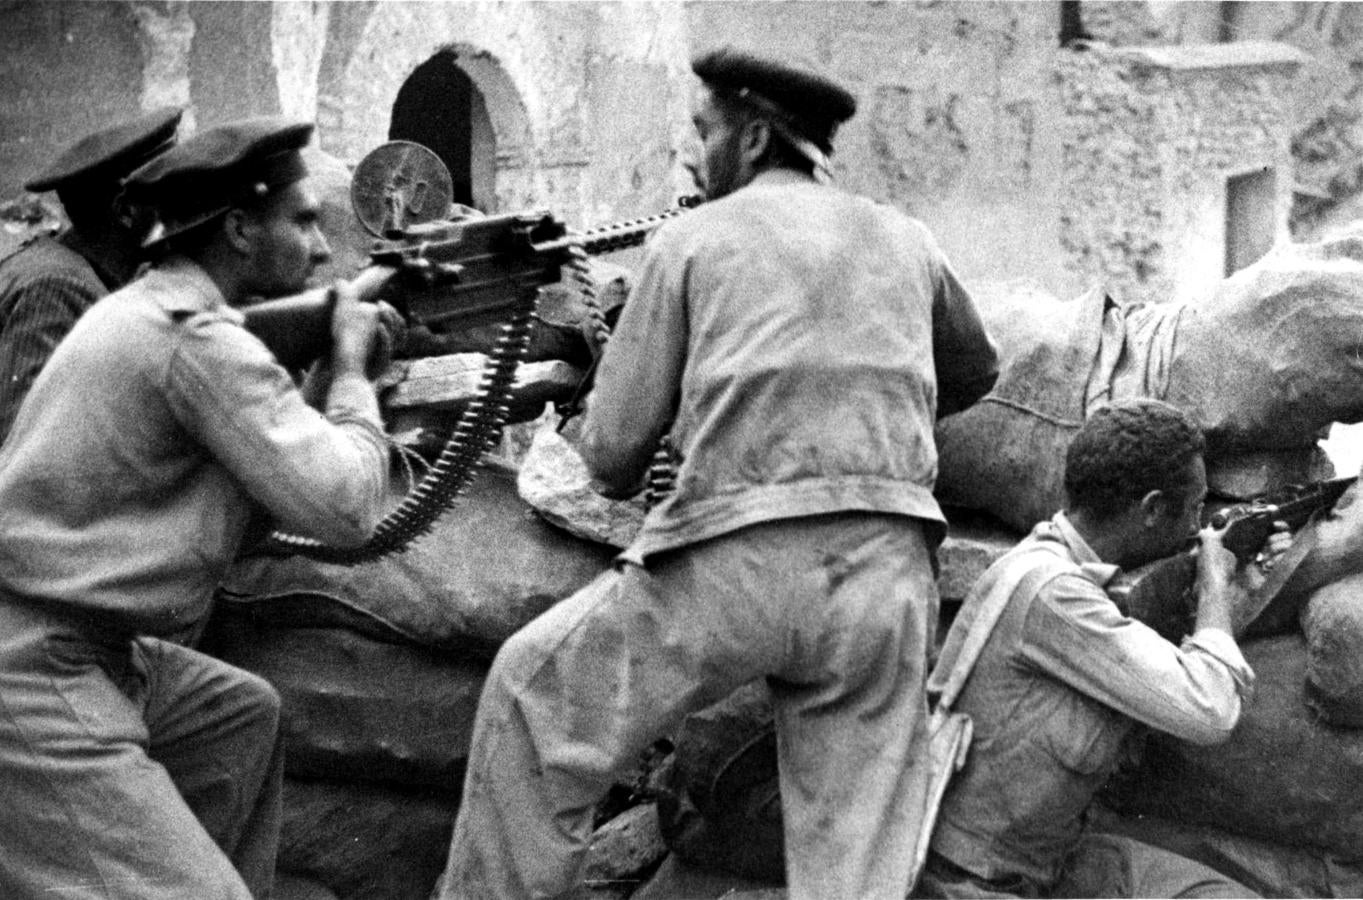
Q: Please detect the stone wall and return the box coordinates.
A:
[313,2,690,227]
[0,2,1337,304]
[685,1,1080,298]
[1057,41,1303,306]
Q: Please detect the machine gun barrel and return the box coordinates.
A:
[244,199,699,368]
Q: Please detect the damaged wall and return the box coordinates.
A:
[685,1,1078,298]
[0,1,1333,300]
[1058,42,1302,306]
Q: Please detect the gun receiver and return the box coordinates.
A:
[244,200,699,370]
[1210,476,1357,564]
[1121,475,1356,642]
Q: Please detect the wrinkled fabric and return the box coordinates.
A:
[931,513,1254,890]
[0,233,110,446]
[0,594,283,899]
[437,514,937,900]
[918,832,1254,899]
[0,256,388,635]
[578,175,998,564]
[0,253,388,898]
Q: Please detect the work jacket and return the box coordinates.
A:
[577,172,999,564]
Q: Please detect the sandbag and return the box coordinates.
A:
[200,620,485,787]
[218,459,615,658]
[1165,234,1363,454]
[932,282,1105,532]
[278,776,457,900]
[1103,634,1363,858]
[936,233,1363,531]
[1301,571,1363,726]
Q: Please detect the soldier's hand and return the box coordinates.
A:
[330,269,404,379]
[1240,520,1292,593]
[1193,522,1239,596]
[348,264,398,304]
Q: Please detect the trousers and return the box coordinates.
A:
[918,831,1257,899]
[0,594,284,899]
[436,512,938,900]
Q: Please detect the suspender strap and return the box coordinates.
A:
[929,546,1071,711]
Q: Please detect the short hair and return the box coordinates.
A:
[1064,399,1205,520]
[56,183,120,232]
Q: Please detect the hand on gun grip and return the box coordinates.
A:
[1194,522,1240,598]
[330,266,405,380]
[1242,520,1292,593]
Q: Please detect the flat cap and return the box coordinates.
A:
[25,106,182,193]
[126,117,315,246]
[692,46,857,154]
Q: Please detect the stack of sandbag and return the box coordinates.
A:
[934,231,1363,532]
[1301,573,1363,725]
[1223,476,1363,724]
[200,460,616,899]
[1100,633,1363,893]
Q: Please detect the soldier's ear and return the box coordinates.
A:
[739,117,772,166]
[222,207,256,256]
[1138,489,1170,527]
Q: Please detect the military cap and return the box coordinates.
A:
[24,106,183,193]
[691,46,857,158]
[125,117,315,246]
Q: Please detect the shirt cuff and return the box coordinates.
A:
[324,371,385,441]
[1185,627,1256,699]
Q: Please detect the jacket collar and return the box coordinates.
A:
[143,256,244,325]
[1039,512,1121,587]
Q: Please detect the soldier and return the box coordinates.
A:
[918,399,1287,898]
[0,106,182,444]
[438,47,999,900]
[0,117,398,899]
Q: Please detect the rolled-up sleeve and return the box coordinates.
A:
[164,317,388,547]
[576,227,688,497]
[1021,573,1255,746]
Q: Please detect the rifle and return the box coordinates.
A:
[1119,475,1357,641]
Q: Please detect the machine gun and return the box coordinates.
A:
[251,142,699,564]
[245,201,699,371]
[1119,475,1357,641]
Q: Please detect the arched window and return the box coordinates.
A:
[389,49,495,210]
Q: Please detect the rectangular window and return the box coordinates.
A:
[1225,167,1276,276]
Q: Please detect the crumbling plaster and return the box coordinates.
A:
[686,1,1078,298]
[1058,42,1302,306]
[0,1,1323,303]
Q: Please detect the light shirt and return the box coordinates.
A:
[931,511,1255,888]
[0,257,388,635]
[578,173,998,564]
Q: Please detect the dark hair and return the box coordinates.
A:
[57,182,120,232]
[710,88,817,177]
[1064,399,1205,520]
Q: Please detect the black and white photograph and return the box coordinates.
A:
[0,2,1360,898]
